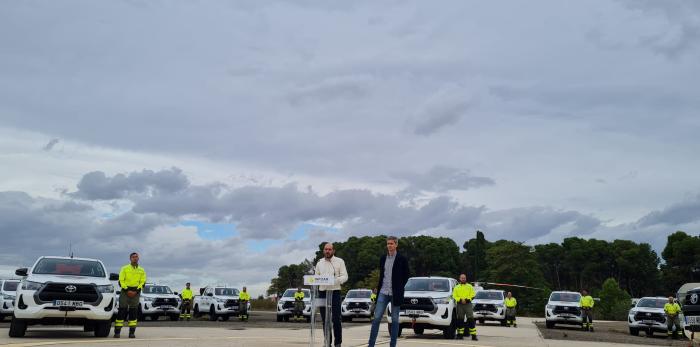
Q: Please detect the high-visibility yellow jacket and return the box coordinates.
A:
[119,264,146,290]
[664,302,681,315]
[370,293,377,302]
[239,291,251,301]
[452,283,476,302]
[181,288,193,300]
[505,297,517,308]
[294,291,305,301]
[580,295,594,309]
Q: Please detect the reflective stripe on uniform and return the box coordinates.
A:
[115,320,124,327]
[128,320,138,327]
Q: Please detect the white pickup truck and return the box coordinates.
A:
[193,286,246,321]
[387,276,458,339]
[276,288,311,322]
[341,288,373,321]
[0,279,19,322]
[472,289,507,326]
[627,296,669,336]
[138,284,181,321]
[9,256,119,338]
[545,291,583,329]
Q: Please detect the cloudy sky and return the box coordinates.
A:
[1,0,699,295]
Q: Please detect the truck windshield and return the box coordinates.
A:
[3,281,19,291]
[143,286,173,294]
[404,278,450,292]
[283,289,310,297]
[550,293,581,302]
[215,288,239,296]
[474,291,503,300]
[346,290,371,298]
[637,298,666,308]
[33,258,105,278]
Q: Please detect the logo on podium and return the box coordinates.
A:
[304,275,335,286]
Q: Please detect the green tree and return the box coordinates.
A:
[595,278,631,321]
[462,230,490,281]
[267,259,313,296]
[484,240,549,315]
[661,231,700,294]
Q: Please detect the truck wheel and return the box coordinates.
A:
[276,315,282,322]
[9,317,27,337]
[306,316,311,323]
[0,314,4,322]
[545,321,554,329]
[500,319,507,326]
[138,308,145,321]
[209,306,218,321]
[83,322,95,332]
[629,327,639,336]
[94,320,111,338]
[170,314,180,321]
[283,315,290,322]
[413,327,424,335]
[193,305,201,318]
[221,315,229,321]
[387,323,403,337]
[442,310,456,339]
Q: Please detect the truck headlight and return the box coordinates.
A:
[434,297,452,305]
[546,305,554,309]
[22,281,42,291]
[143,297,154,302]
[96,284,114,293]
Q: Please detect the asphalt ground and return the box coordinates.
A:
[1,313,699,347]
[534,320,691,347]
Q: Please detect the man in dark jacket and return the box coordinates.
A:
[367,236,410,347]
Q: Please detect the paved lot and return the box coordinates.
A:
[0,314,697,347]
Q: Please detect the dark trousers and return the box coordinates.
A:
[116,291,140,330]
[319,290,342,346]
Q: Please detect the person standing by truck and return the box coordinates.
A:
[664,296,682,339]
[453,274,477,341]
[180,283,194,321]
[505,292,517,327]
[293,287,305,321]
[367,236,410,347]
[580,289,594,332]
[239,287,251,321]
[115,252,147,339]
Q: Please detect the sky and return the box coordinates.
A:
[1,0,700,296]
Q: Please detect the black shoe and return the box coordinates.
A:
[113,333,120,338]
[472,335,478,341]
[456,334,463,340]
[129,327,136,338]
[590,327,594,332]
[514,324,518,328]
[113,328,121,338]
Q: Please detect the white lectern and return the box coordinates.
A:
[303,275,335,347]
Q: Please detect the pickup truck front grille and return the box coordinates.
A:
[282,301,295,309]
[347,302,370,310]
[37,283,99,304]
[552,306,581,316]
[402,297,435,312]
[224,299,238,308]
[153,298,178,307]
[633,312,665,323]
[473,303,498,313]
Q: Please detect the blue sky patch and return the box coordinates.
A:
[182,220,238,240]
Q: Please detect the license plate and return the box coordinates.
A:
[642,320,656,325]
[687,315,700,326]
[53,300,83,307]
[352,309,363,312]
[160,306,173,310]
[479,311,491,314]
[406,309,423,315]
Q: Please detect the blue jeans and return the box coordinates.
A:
[368,293,400,347]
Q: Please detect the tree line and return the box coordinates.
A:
[267,231,700,318]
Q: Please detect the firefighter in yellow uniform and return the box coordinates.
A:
[239,287,251,321]
[453,274,477,341]
[664,296,682,339]
[115,252,147,339]
[505,292,517,327]
[580,289,594,332]
[180,283,194,321]
[293,287,305,321]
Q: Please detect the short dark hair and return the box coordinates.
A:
[130,252,138,257]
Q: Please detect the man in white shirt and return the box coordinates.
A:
[315,242,348,347]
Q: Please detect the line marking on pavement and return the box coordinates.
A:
[1,336,496,347]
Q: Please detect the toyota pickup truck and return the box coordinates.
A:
[138,283,181,321]
[545,291,583,329]
[193,286,245,321]
[387,276,458,339]
[0,279,19,321]
[472,289,507,325]
[9,256,118,337]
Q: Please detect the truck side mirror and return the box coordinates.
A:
[109,273,119,281]
[15,268,28,277]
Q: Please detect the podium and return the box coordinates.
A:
[304,275,335,347]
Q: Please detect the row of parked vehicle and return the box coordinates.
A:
[1,256,251,337]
